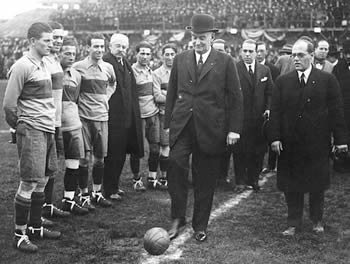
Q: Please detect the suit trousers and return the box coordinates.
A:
[233,140,265,186]
[103,127,139,196]
[284,191,325,227]
[167,118,221,232]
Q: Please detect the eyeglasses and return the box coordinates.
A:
[291,52,309,58]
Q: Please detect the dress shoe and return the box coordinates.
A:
[168,218,186,240]
[194,230,207,242]
[109,193,122,201]
[312,222,324,233]
[234,184,247,193]
[282,227,296,236]
[249,182,260,192]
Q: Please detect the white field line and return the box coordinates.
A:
[139,174,273,264]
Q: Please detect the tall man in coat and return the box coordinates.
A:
[103,33,144,200]
[256,41,280,174]
[268,38,348,236]
[165,14,243,242]
[331,40,350,172]
[234,39,273,191]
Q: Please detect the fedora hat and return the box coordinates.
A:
[279,44,293,55]
[186,14,219,33]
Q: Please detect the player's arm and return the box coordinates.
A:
[3,64,26,129]
[106,65,116,100]
[152,72,166,104]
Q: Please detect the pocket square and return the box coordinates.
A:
[260,77,268,82]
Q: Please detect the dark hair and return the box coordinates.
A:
[135,41,152,53]
[48,21,64,30]
[27,22,52,40]
[256,41,266,50]
[87,33,105,46]
[161,43,177,55]
[62,36,77,48]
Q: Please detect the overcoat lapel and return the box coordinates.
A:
[198,50,217,82]
[187,51,196,82]
[239,61,254,88]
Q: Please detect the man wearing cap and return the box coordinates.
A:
[102,33,144,199]
[275,43,294,76]
[165,14,243,242]
[331,40,350,173]
[212,39,226,53]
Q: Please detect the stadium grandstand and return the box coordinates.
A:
[1,0,350,78]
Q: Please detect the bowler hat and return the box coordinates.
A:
[186,14,219,33]
[342,40,350,54]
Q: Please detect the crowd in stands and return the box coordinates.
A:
[49,0,350,31]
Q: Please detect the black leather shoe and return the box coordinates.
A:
[250,182,260,192]
[168,218,186,240]
[194,230,207,242]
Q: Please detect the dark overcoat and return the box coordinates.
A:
[103,52,144,157]
[236,60,273,154]
[164,49,243,155]
[332,58,350,144]
[268,67,347,192]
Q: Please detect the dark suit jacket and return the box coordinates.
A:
[236,60,273,153]
[268,67,347,192]
[164,49,243,155]
[265,61,280,82]
[103,52,144,157]
[332,59,350,144]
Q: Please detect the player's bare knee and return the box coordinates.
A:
[17,181,38,199]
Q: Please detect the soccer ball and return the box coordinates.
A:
[143,227,170,255]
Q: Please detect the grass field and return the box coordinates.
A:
[0,79,349,264]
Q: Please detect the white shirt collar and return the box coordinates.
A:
[195,47,211,64]
[244,60,256,73]
[297,65,312,83]
[260,59,266,65]
[331,59,338,67]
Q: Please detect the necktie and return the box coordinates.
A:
[300,73,306,88]
[117,57,123,66]
[248,65,254,80]
[197,54,203,75]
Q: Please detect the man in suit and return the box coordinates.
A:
[165,14,243,242]
[314,40,333,73]
[331,40,350,173]
[256,41,280,175]
[234,39,273,192]
[275,43,294,76]
[103,33,145,199]
[268,37,348,236]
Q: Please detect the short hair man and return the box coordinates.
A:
[268,37,348,236]
[256,41,280,175]
[73,33,116,209]
[234,39,273,192]
[314,39,333,72]
[3,22,61,253]
[132,41,166,190]
[42,21,71,219]
[102,33,145,199]
[165,14,243,242]
[152,43,177,188]
[59,37,89,215]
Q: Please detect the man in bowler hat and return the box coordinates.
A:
[165,13,243,242]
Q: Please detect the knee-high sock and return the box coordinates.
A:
[14,194,31,228]
[29,192,45,228]
[44,178,55,204]
[79,166,89,190]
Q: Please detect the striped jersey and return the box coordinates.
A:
[3,53,55,133]
[44,53,64,127]
[73,57,116,121]
[61,67,82,132]
[132,63,165,118]
[152,65,171,114]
